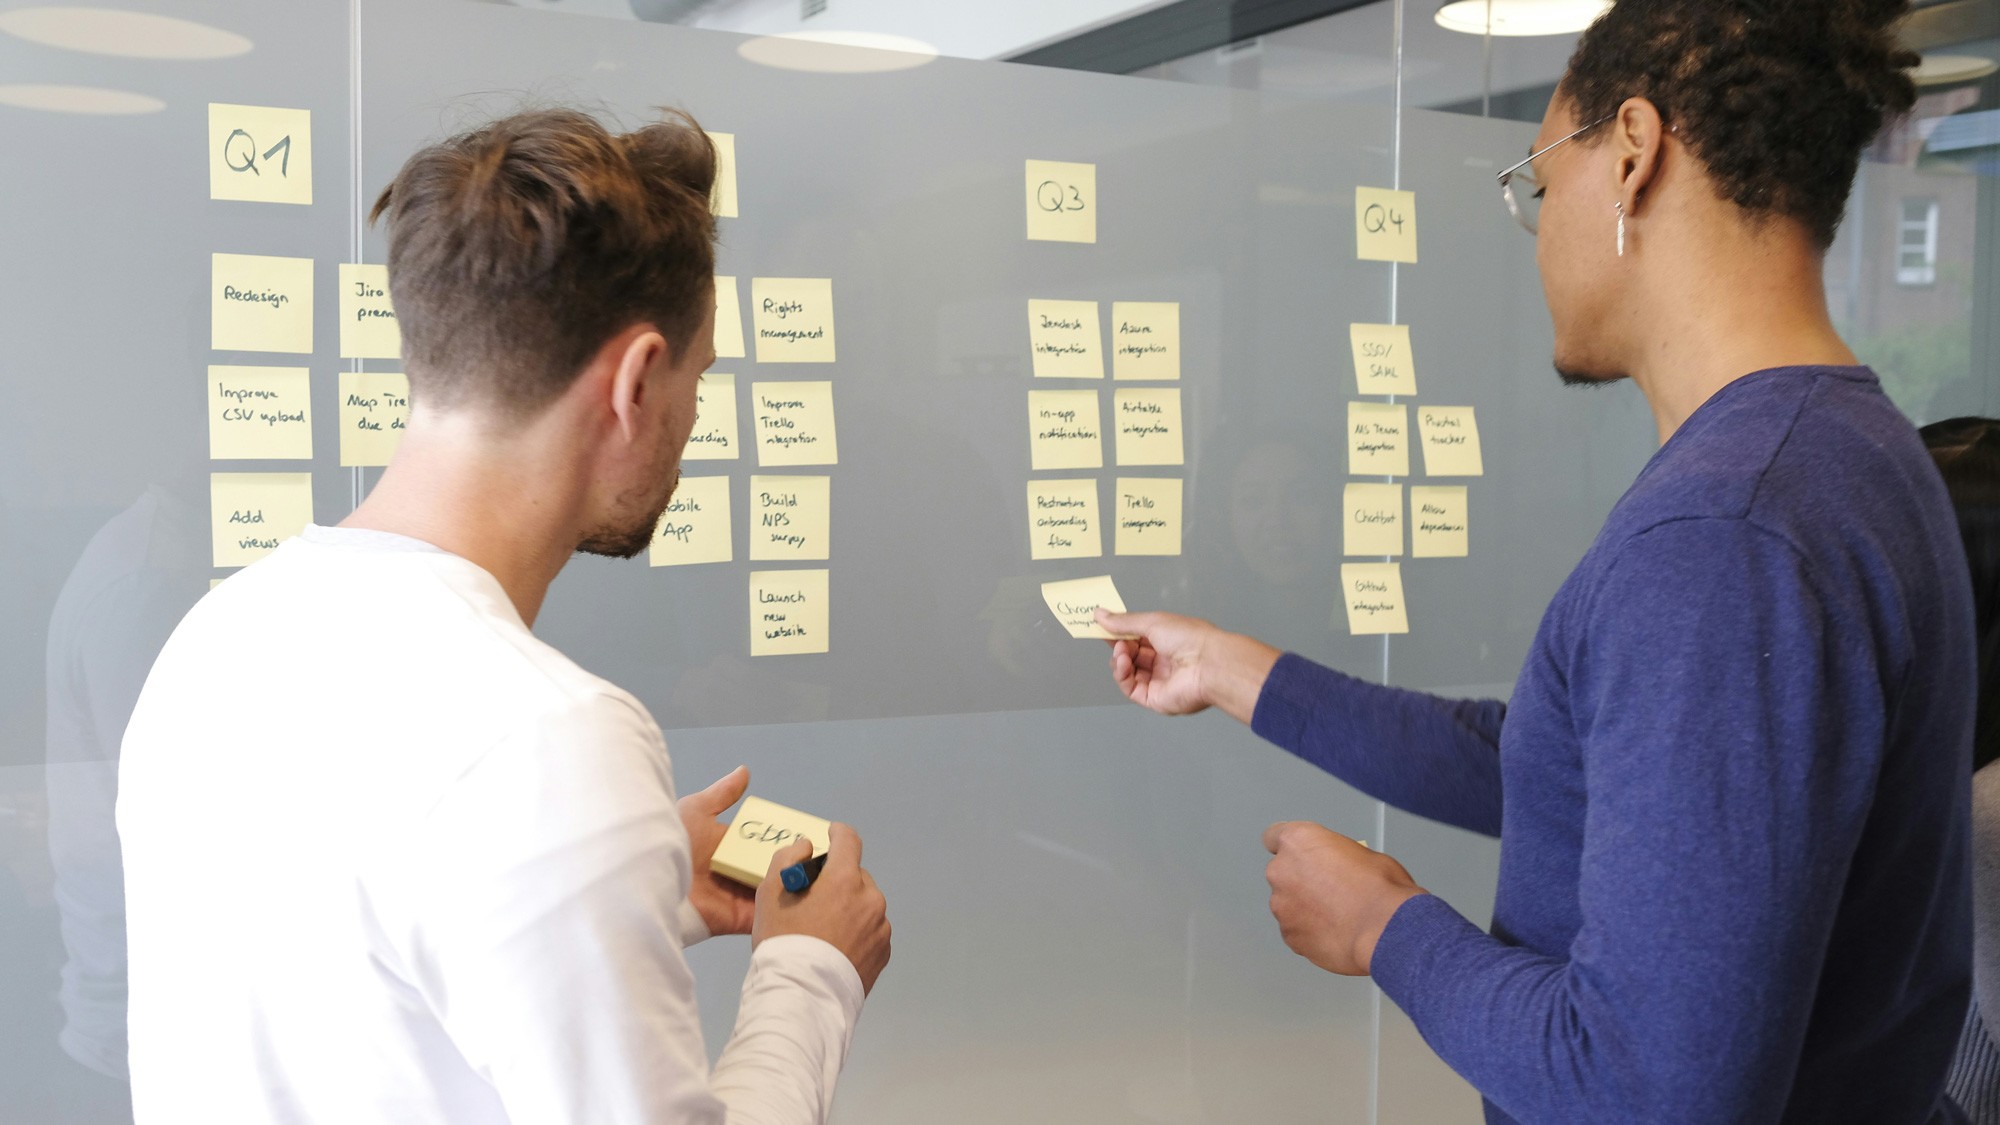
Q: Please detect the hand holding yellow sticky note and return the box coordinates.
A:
[1041,574,1127,639]
[1356,186,1418,263]
[712,796,831,888]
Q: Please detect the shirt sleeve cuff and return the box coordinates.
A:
[1369,892,1481,1014]
[751,934,866,1026]
[676,898,712,948]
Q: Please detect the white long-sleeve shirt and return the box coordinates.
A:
[117,525,864,1123]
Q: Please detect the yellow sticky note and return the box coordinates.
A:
[711,796,830,888]
[1040,574,1127,639]
[752,381,837,467]
[1114,477,1183,557]
[1348,401,1409,477]
[1341,562,1409,635]
[210,472,313,568]
[209,103,312,205]
[338,371,409,467]
[750,569,830,656]
[1028,389,1103,471]
[714,276,746,359]
[1028,299,1103,379]
[1349,324,1416,396]
[708,131,738,218]
[1411,485,1469,558]
[338,264,400,359]
[749,475,831,561]
[213,253,313,354]
[1344,482,1404,556]
[1027,479,1102,560]
[1113,387,1184,467]
[1356,186,1418,263]
[651,476,732,567]
[684,372,739,461]
[1026,159,1096,243]
[751,277,836,363]
[210,578,225,590]
[1111,302,1179,381]
[1418,406,1484,476]
[208,366,311,461]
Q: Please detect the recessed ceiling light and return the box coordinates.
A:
[737,30,939,74]
[1912,54,1999,87]
[1435,0,1612,37]
[0,7,250,60]
[0,83,164,114]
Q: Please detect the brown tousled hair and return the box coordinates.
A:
[369,107,717,416]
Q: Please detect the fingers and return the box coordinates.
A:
[825,822,863,870]
[1263,820,1311,854]
[1096,608,1167,638]
[689,765,751,815]
[765,836,814,879]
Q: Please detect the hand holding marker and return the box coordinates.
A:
[782,850,829,892]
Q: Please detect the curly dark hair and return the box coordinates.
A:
[1560,0,1919,249]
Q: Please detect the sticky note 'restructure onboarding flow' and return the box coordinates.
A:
[1041,574,1127,639]
[711,796,831,888]
[1027,478,1101,560]
[685,372,740,461]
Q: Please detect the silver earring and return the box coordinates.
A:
[1616,201,1627,257]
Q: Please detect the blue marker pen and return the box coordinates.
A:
[780,853,828,893]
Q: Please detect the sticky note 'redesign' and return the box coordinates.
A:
[1026,159,1096,243]
[1041,574,1128,639]
[1348,401,1409,477]
[753,381,837,467]
[711,795,831,887]
[751,277,835,363]
[1342,562,1409,635]
[708,131,738,218]
[209,103,311,205]
[1113,387,1184,466]
[1027,478,1102,560]
[1411,485,1469,558]
[213,253,313,354]
[209,366,311,461]
[338,371,409,467]
[685,372,739,461]
[1028,299,1103,379]
[1350,323,1416,396]
[1028,389,1103,471]
[210,472,313,568]
[1356,186,1418,263]
[1114,477,1183,557]
[750,569,830,656]
[1111,302,1180,380]
[1418,406,1484,476]
[714,276,746,359]
[651,476,732,567]
[749,475,831,561]
[1344,482,1404,556]
[338,264,400,359]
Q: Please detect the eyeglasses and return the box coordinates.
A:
[1496,114,1614,235]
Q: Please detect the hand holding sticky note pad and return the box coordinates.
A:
[712,796,832,888]
[1041,574,1127,638]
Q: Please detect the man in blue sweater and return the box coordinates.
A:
[1098,1,1976,1121]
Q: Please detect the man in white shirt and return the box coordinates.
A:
[117,108,891,1123]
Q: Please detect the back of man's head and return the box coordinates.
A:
[370,108,716,417]
[1562,0,1917,249]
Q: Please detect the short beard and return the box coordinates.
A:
[578,466,681,560]
[1553,361,1624,388]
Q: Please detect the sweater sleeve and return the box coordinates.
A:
[1369,518,1880,1123]
[1251,652,1507,836]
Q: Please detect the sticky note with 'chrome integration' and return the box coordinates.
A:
[712,796,833,888]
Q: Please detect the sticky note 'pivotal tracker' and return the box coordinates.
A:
[711,796,831,888]
[1041,574,1127,639]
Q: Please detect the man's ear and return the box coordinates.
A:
[607,328,667,444]
[1613,96,1668,216]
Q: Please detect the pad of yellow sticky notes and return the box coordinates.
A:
[1041,574,1127,639]
[711,796,831,888]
